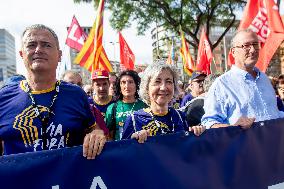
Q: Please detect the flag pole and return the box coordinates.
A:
[212,57,218,74]
[223,36,228,73]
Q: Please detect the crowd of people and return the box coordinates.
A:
[0,25,283,158]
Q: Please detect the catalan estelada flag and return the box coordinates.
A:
[166,37,175,65]
[180,29,195,76]
[74,0,113,72]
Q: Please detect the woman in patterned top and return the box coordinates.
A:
[122,61,205,143]
[106,70,147,140]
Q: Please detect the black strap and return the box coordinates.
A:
[110,102,117,139]
[25,80,60,150]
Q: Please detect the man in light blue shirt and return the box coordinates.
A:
[201,29,284,129]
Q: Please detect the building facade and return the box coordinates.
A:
[266,15,284,77]
[0,29,16,87]
[151,24,238,82]
[210,26,238,73]
[151,25,187,81]
[66,27,92,84]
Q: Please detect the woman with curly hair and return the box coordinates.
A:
[106,70,147,140]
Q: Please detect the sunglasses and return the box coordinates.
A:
[192,79,204,84]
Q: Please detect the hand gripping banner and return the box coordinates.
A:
[0,118,284,189]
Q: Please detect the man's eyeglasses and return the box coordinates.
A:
[233,42,260,51]
[277,87,284,91]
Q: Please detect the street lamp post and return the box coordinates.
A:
[110,41,119,72]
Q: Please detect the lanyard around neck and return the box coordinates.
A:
[149,108,175,134]
[24,80,60,149]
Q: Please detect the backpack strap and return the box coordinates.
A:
[131,113,137,132]
[174,108,184,126]
[110,102,117,139]
[178,98,194,112]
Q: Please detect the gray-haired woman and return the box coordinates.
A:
[122,62,205,143]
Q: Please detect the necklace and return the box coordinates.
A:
[129,100,137,112]
[149,108,175,134]
[24,80,60,150]
[118,100,137,128]
[122,100,137,113]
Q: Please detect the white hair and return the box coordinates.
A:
[139,60,179,105]
[231,28,258,47]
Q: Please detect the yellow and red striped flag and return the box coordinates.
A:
[74,0,113,72]
[166,37,175,65]
[180,29,195,76]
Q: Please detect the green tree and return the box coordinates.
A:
[74,0,245,50]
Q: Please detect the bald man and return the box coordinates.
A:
[202,29,284,129]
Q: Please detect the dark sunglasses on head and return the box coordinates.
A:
[192,79,204,84]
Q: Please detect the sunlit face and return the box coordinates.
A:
[120,75,136,98]
[231,31,259,71]
[148,69,174,107]
[92,78,110,99]
[19,29,62,74]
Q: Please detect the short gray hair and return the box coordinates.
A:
[139,60,179,105]
[21,24,60,49]
[231,28,258,47]
[62,70,82,80]
[203,73,221,92]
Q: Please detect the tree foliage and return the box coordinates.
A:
[74,0,246,50]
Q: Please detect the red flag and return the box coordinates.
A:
[238,0,284,72]
[196,28,213,74]
[66,16,88,51]
[227,50,235,67]
[119,32,135,70]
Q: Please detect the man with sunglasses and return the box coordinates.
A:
[202,29,284,129]
[180,72,207,108]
